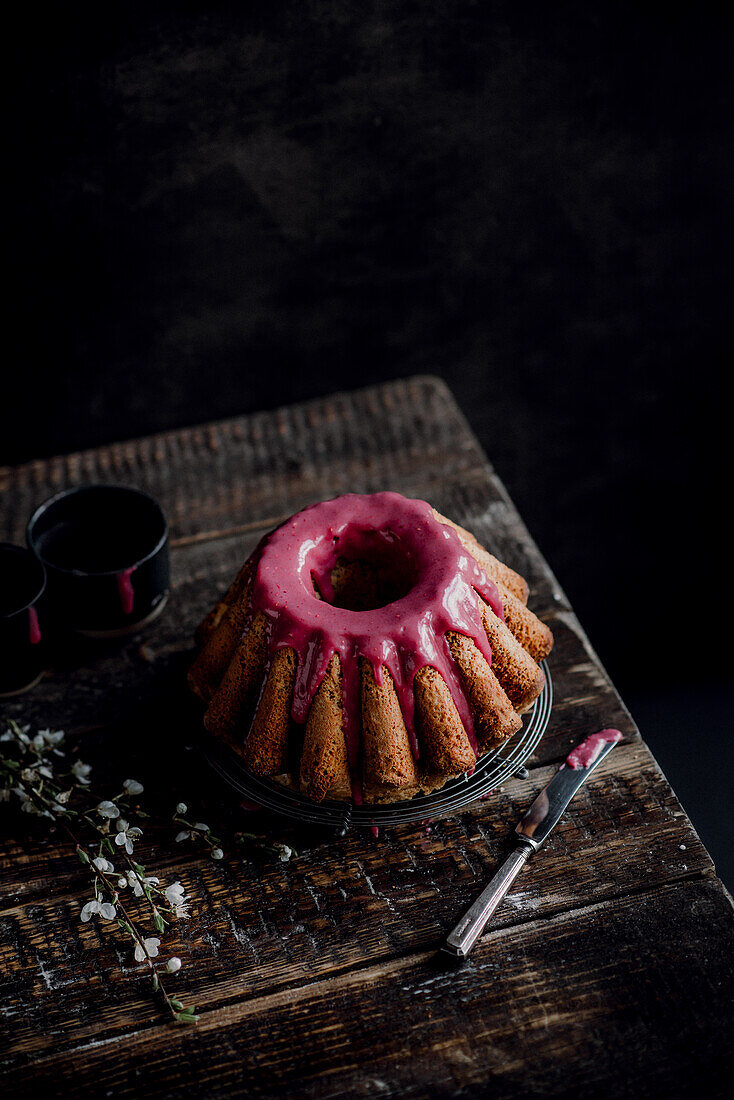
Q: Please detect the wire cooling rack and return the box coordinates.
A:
[205,660,552,831]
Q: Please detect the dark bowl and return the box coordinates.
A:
[0,542,47,695]
[27,484,170,638]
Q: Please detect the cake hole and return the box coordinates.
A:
[313,553,417,611]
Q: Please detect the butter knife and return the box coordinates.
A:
[442,729,623,960]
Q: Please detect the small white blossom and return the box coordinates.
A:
[14,787,37,814]
[175,830,191,842]
[193,822,210,833]
[21,768,38,783]
[81,899,117,922]
[123,779,144,795]
[55,789,72,804]
[39,729,65,746]
[277,844,293,862]
[71,760,92,785]
[127,870,159,897]
[93,856,115,873]
[164,881,190,917]
[117,877,127,889]
[97,800,120,819]
[164,881,186,907]
[176,802,187,815]
[37,765,54,780]
[114,819,142,854]
[134,936,160,962]
[166,957,182,973]
[211,848,224,861]
[21,798,48,816]
[0,788,10,802]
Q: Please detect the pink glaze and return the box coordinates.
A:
[249,493,504,792]
[565,728,623,770]
[117,567,136,616]
[28,606,41,645]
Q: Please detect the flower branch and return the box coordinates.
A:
[0,720,197,1024]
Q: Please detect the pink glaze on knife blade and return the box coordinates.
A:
[565,728,623,770]
[247,492,504,775]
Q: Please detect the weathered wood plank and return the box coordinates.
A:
[0,744,715,1064]
[0,734,673,908]
[0,377,487,544]
[0,377,569,623]
[5,880,733,1098]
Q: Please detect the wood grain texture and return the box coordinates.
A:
[1,378,732,1097]
[5,881,734,1098]
[0,745,712,1044]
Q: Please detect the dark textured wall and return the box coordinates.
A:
[6,2,732,703]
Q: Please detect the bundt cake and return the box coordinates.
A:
[189,492,553,804]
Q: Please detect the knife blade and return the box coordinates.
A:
[442,729,623,960]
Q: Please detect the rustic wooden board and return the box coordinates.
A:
[6,881,733,1099]
[0,745,712,1051]
[1,377,732,1097]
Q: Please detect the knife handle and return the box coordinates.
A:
[442,842,533,959]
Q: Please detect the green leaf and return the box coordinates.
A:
[77,848,90,865]
[153,910,165,933]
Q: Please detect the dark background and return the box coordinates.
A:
[5,3,732,882]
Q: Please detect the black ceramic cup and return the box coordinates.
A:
[0,543,47,696]
[27,485,170,639]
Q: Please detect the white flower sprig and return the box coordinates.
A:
[0,720,197,1024]
[172,803,225,860]
[236,832,296,862]
[171,802,296,864]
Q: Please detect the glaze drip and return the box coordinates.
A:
[248,493,504,773]
[28,606,41,645]
[117,567,136,616]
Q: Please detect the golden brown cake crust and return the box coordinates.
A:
[241,647,297,777]
[447,631,523,751]
[203,610,269,737]
[300,656,351,802]
[414,665,477,781]
[361,659,421,801]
